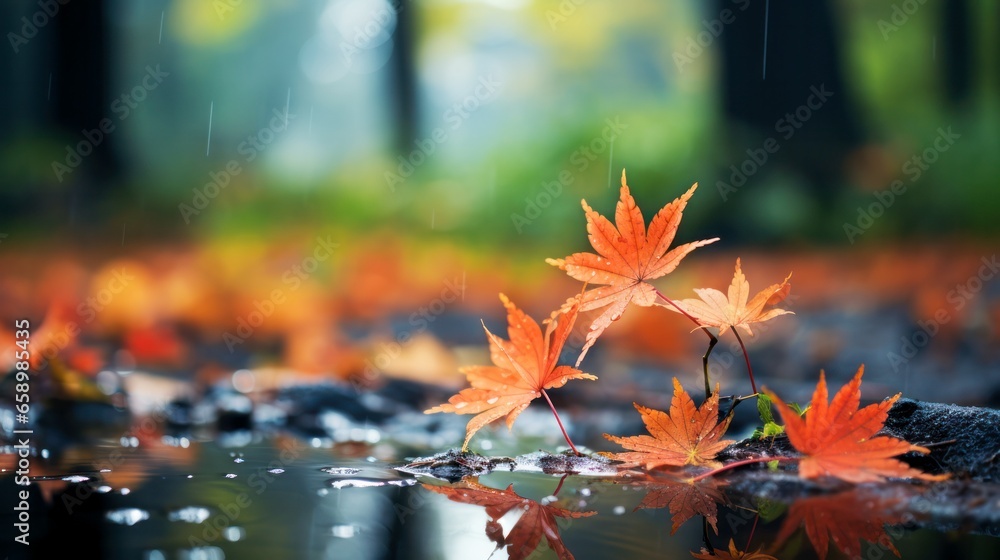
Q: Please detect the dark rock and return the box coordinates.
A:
[716,433,797,464]
[397,449,516,482]
[881,398,1000,482]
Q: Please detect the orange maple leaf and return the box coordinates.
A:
[775,487,906,560]
[423,480,595,560]
[633,474,727,535]
[547,169,718,365]
[425,293,596,450]
[668,258,792,338]
[604,378,734,469]
[767,365,947,483]
[691,539,777,560]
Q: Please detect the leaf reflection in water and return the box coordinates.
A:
[423,477,595,560]
[630,473,727,535]
[775,487,907,560]
[691,538,777,560]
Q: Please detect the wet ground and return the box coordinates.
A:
[2,246,1000,558]
[1,383,999,560]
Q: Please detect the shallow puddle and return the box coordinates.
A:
[2,433,998,559]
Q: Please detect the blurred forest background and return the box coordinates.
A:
[3,0,997,242]
[1,0,999,405]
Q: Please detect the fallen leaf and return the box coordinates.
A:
[775,487,906,560]
[668,258,792,337]
[604,378,734,469]
[767,365,947,483]
[425,294,596,449]
[547,169,718,365]
[632,474,727,535]
[691,539,777,560]
[423,480,594,560]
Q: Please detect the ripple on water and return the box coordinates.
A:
[62,474,96,484]
[326,478,417,489]
[168,506,213,524]
[319,467,362,476]
[223,526,245,542]
[331,524,358,538]
[106,508,151,526]
[178,546,225,560]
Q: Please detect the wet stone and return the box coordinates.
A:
[397,449,618,482]
[880,398,1000,482]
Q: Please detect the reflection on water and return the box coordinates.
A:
[774,487,907,560]
[629,473,727,535]
[422,476,595,560]
[0,434,997,559]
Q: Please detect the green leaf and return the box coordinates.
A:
[756,393,775,425]
[761,422,785,437]
[755,498,787,522]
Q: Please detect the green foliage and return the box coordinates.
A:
[755,497,786,522]
[752,394,807,440]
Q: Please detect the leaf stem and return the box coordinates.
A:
[552,474,568,497]
[687,456,795,483]
[745,513,759,553]
[732,329,757,394]
[654,288,718,399]
[541,389,581,456]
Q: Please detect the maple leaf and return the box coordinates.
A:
[767,365,947,483]
[775,488,905,560]
[425,293,596,451]
[547,169,718,365]
[668,258,792,338]
[604,378,734,469]
[668,258,792,394]
[633,474,727,535]
[423,480,595,560]
[691,539,777,560]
